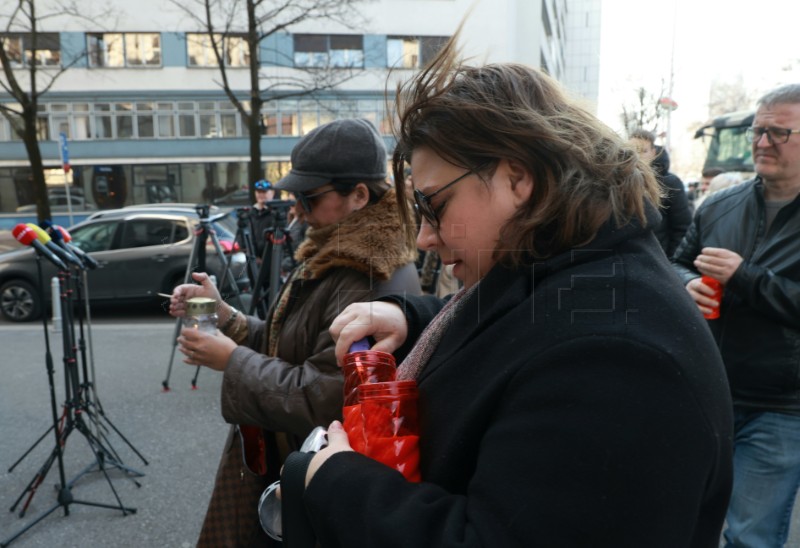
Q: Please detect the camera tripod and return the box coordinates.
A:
[2,258,146,548]
[229,205,269,319]
[247,200,297,316]
[162,204,247,391]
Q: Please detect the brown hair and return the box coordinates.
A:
[391,35,660,263]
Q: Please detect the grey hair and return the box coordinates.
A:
[758,84,800,108]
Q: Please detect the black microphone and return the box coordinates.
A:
[54,225,99,270]
[12,224,67,270]
[40,220,91,269]
[26,223,84,269]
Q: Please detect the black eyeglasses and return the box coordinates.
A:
[413,166,483,228]
[745,126,800,145]
[294,187,338,213]
[254,180,272,191]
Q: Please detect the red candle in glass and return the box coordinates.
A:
[358,380,421,482]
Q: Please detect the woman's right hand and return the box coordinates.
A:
[168,272,222,318]
[330,302,408,365]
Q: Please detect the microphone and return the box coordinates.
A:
[53,225,99,270]
[26,223,84,269]
[40,221,96,270]
[12,224,67,270]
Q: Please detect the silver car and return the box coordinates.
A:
[0,204,248,322]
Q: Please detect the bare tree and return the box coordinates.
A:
[707,75,756,117]
[0,0,114,223]
[171,0,370,202]
[619,83,672,138]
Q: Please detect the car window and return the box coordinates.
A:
[71,221,118,253]
[119,219,177,248]
[212,220,235,240]
[175,223,189,242]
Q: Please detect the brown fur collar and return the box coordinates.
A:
[294,188,417,281]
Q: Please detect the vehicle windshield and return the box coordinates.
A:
[704,125,753,173]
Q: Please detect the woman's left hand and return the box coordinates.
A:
[177,327,237,371]
[305,421,353,487]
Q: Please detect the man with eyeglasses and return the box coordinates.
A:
[673,83,800,548]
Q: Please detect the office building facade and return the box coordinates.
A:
[0,0,600,219]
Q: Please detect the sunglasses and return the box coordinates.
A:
[254,180,272,191]
[294,187,339,213]
[413,165,485,228]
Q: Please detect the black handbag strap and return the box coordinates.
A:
[281,451,317,548]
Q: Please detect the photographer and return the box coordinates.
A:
[168,118,421,547]
[249,179,276,263]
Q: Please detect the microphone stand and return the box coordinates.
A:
[1,258,138,548]
[65,269,148,487]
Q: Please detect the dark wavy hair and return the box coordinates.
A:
[391,35,660,263]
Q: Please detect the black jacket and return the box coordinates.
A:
[249,205,275,259]
[652,147,692,256]
[303,206,733,547]
[673,178,800,412]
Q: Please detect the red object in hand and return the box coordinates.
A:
[342,349,397,454]
[342,351,396,406]
[701,275,723,320]
[358,380,421,482]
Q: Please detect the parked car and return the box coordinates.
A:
[0,204,248,322]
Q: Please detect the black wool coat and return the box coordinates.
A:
[304,207,733,548]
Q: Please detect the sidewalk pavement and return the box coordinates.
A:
[0,320,227,548]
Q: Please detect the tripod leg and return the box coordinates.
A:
[89,405,149,466]
[7,424,54,473]
[209,228,246,311]
[1,501,63,547]
[162,234,200,391]
[191,366,201,389]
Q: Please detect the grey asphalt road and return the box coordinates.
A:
[4,307,800,547]
[0,309,227,548]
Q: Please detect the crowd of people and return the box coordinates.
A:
[165,29,800,547]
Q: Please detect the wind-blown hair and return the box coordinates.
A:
[391,36,660,263]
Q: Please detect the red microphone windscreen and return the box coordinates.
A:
[56,225,72,242]
[13,225,37,246]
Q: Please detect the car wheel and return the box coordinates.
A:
[0,279,42,322]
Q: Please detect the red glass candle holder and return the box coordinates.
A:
[358,380,420,482]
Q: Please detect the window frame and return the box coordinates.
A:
[87,32,162,68]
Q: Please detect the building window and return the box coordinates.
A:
[187,33,250,67]
[293,34,364,68]
[0,98,394,143]
[177,102,196,138]
[125,34,161,66]
[386,36,448,69]
[87,33,161,67]
[136,102,155,138]
[0,33,61,67]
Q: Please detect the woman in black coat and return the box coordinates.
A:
[282,35,734,548]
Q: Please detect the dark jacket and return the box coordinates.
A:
[672,178,800,412]
[304,206,733,547]
[652,146,692,256]
[249,205,275,260]
[197,189,421,547]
